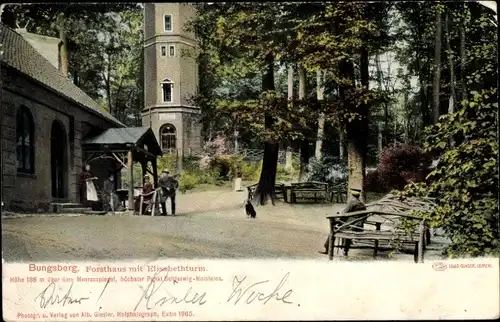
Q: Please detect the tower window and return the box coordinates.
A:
[169,45,175,57]
[160,124,176,153]
[162,80,173,102]
[164,15,172,32]
[161,46,166,56]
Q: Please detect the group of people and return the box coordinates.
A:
[79,164,178,216]
[140,169,178,216]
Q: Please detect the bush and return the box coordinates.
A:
[157,154,177,173]
[399,88,499,257]
[239,161,262,181]
[178,171,198,193]
[305,156,347,184]
[276,163,298,182]
[211,155,240,179]
[377,143,431,191]
[364,169,385,193]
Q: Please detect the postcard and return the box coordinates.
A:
[1,2,499,321]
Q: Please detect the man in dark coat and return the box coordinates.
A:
[319,188,367,255]
[158,169,179,216]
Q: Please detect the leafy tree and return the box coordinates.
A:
[1,4,143,124]
[292,2,392,200]
[398,2,498,256]
[189,3,316,205]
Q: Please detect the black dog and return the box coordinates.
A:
[245,188,257,218]
[245,200,257,218]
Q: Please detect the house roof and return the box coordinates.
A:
[83,127,162,156]
[0,23,124,127]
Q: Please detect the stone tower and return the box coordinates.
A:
[143,3,202,169]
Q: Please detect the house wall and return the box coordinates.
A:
[1,67,118,212]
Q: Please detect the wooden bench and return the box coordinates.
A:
[328,182,347,203]
[290,181,329,204]
[247,182,288,202]
[326,210,430,263]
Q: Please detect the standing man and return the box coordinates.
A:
[102,172,119,213]
[159,169,179,216]
[319,188,367,255]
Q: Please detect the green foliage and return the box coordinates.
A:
[399,88,499,257]
[305,156,347,184]
[2,4,144,124]
[276,163,298,182]
[157,155,177,174]
[119,164,142,189]
[240,161,262,182]
[178,171,198,194]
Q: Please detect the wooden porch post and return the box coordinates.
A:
[112,158,119,191]
[140,160,146,185]
[127,149,134,212]
[152,157,159,189]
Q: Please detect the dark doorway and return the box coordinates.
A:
[51,120,68,199]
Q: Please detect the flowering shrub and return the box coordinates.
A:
[202,136,229,157]
[198,156,212,170]
[364,169,385,193]
[377,143,431,191]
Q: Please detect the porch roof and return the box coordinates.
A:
[82,127,163,157]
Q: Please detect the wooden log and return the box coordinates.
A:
[334,231,419,242]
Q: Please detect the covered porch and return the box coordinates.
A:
[82,127,163,213]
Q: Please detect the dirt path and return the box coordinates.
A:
[2,190,446,262]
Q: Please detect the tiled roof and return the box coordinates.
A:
[0,23,124,126]
[83,127,162,155]
[83,127,150,145]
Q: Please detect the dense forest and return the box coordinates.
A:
[2,2,498,256]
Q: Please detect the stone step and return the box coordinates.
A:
[55,207,92,214]
[83,210,108,215]
[50,203,84,208]
[51,203,86,213]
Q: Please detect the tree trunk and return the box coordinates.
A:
[315,69,325,160]
[403,91,410,143]
[343,46,368,203]
[459,4,467,104]
[444,9,457,147]
[375,54,389,131]
[444,10,457,112]
[286,64,294,164]
[432,4,443,124]
[339,127,345,159]
[254,54,279,206]
[415,33,431,128]
[58,17,69,78]
[377,123,383,157]
[287,64,294,102]
[298,65,309,182]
